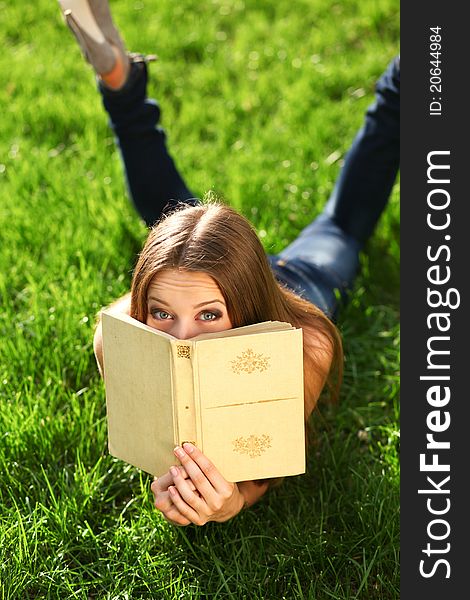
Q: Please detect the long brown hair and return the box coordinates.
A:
[131,201,343,417]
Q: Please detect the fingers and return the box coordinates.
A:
[168,485,206,526]
[152,449,226,527]
[151,482,173,512]
[173,445,216,504]
[170,465,206,510]
[162,505,192,527]
[151,445,237,527]
[152,465,191,492]
[150,481,192,526]
[175,443,227,494]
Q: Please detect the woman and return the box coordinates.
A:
[58,0,399,526]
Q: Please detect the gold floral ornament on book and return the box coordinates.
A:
[230,348,270,374]
[232,434,272,458]
[176,344,191,359]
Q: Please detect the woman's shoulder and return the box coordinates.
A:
[303,325,334,382]
[300,320,340,415]
[103,292,132,316]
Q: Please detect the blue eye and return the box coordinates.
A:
[199,311,219,321]
[152,309,172,320]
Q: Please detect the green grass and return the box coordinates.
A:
[0,0,399,598]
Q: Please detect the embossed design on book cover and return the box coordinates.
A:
[176,344,191,359]
[230,348,270,374]
[232,434,272,458]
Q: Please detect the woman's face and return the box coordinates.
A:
[145,269,233,339]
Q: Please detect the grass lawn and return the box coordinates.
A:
[0,0,399,598]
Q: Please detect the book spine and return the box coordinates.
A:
[192,343,203,452]
[170,341,198,447]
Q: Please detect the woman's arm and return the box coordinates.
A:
[93,292,132,378]
[237,479,270,508]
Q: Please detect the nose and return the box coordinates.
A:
[171,319,198,340]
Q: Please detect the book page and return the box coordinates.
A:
[101,311,176,476]
[104,312,177,340]
[192,320,294,342]
[194,328,305,481]
[103,313,293,342]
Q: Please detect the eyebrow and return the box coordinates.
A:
[148,296,226,309]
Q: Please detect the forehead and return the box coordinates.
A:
[147,269,223,296]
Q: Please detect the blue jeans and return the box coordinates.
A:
[100,56,400,321]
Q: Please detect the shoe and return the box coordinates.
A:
[58,0,127,75]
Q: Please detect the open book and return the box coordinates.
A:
[101,312,305,482]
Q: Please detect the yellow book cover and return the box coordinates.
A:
[101,311,305,482]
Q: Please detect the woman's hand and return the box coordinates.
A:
[151,443,245,526]
[151,464,196,526]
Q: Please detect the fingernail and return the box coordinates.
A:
[169,485,176,496]
[183,442,195,453]
[170,466,179,477]
[174,446,185,458]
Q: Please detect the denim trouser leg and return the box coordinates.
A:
[270,56,400,320]
[100,60,199,227]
